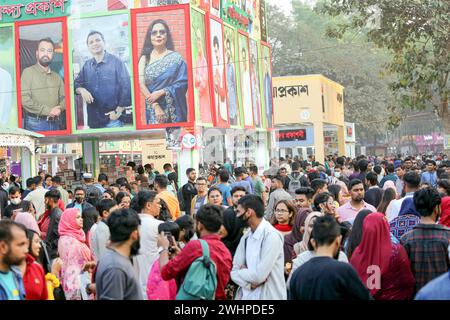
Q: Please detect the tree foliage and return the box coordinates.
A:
[318,0,450,139]
[267,1,399,141]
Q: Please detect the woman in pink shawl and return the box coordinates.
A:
[14,211,41,236]
[57,208,94,300]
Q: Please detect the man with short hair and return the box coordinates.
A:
[21,177,36,199]
[94,173,108,194]
[3,187,31,220]
[249,165,265,198]
[286,162,304,196]
[91,198,118,261]
[278,167,290,191]
[294,187,314,211]
[154,174,180,219]
[421,160,438,188]
[401,187,450,294]
[289,215,371,300]
[95,208,143,300]
[66,187,94,213]
[163,163,173,177]
[51,176,69,208]
[265,175,292,221]
[24,176,48,219]
[310,178,328,197]
[380,163,398,188]
[180,168,198,216]
[190,177,208,217]
[395,165,406,196]
[216,170,233,207]
[232,195,287,300]
[158,204,232,300]
[44,189,63,260]
[133,191,163,298]
[241,167,255,194]
[83,173,102,207]
[404,157,414,172]
[364,171,383,208]
[75,30,131,129]
[231,167,252,195]
[0,220,28,300]
[21,38,65,131]
[336,179,377,223]
[387,172,421,222]
[221,186,247,256]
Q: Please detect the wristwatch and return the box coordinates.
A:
[158,247,168,255]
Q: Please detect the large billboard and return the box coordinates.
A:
[16,17,71,135]
[70,12,134,132]
[208,16,229,127]
[131,5,195,130]
[0,25,18,127]
[190,7,213,125]
[0,1,272,136]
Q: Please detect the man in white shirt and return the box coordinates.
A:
[387,171,421,222]
[132,190,163,299]
[24,176,48,220]
[231,195,287,300]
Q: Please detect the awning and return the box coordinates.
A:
[0,127,44,153]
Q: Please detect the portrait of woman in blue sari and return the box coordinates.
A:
[138,19,188,124]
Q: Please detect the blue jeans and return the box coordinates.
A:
[105,119,124,128]
[24,115,61,131]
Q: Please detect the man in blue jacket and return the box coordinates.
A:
[0,220,27,300]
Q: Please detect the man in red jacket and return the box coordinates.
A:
[157,204,232,299]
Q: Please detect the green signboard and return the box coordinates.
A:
[0,0,70,23]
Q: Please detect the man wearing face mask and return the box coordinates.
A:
[95,208,143,300]
[231,195,287,300]
[3,187,31,219]
[289,215,372,300]
[66,187,93,213]
[157,204,232,300]
[401,187,450,294]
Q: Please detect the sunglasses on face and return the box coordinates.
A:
[151,29,166,36]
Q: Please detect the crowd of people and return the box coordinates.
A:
[1,153,450,300]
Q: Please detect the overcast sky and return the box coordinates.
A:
[267,0,292,15]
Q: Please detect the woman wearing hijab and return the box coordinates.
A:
[350,213,415,300]
[439,196,450,227]
[287,211,348,289]
[57,208,94,300]
[283,208,312,264]
[346,209,373,259]
[389,197,421,241]
[293,211,323,256]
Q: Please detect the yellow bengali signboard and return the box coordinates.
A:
[273,75,344,126]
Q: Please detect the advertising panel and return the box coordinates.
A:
[249,38,262,128]
[0,25,18,127]
[131,5,194,129]
[71,0,132,13]
[223,23,241,127]
[208,16,229,127]
[260,43,273,128]
[190,8,213,125]
[70,12,134,132]
[237,31,253,127]
[16,17,71,135]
